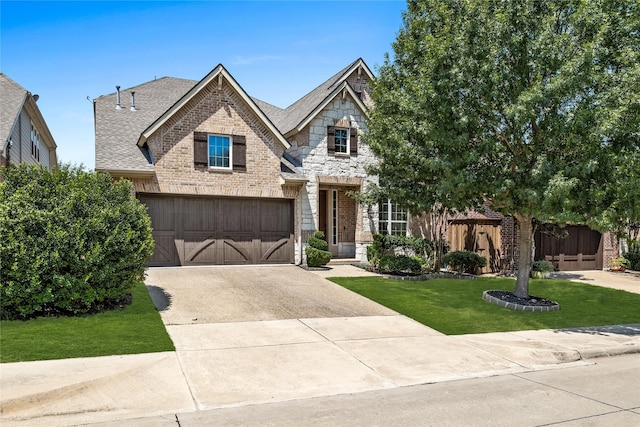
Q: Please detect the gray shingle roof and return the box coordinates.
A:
[94,77,197,172]
[0,73,28,146]
[254,59,362,135]
[94,59,371,174]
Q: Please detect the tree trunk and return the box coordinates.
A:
[514,213,535,298]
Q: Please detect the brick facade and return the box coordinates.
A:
[132,80,289,200]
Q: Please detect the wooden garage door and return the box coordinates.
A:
[535,225,603,271]
[139,195,293,266]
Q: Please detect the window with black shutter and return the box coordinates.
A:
[327,125,357,156]
[231,135,246,172]
[327,126,336,154]
[193,131,246,171]
[194,131,208,166]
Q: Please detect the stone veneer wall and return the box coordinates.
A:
[288,96,379,262]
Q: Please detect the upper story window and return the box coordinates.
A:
[334,128,349,154]
[379,199,408,236]
[30,123,40,162]
[194,131,246,172]
[327,125,357,156]
[208,135,231,169]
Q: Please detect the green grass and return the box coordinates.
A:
[0,282,174,363]
[329,276,640,335]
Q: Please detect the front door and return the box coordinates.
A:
[319,190,328,241]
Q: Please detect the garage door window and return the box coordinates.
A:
[208,135,231,169]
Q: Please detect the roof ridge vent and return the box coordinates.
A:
[115,86,122,110]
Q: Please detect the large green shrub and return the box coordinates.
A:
[305,231,332,267]
[0,164,154,319]
[532,260,555,273]
[377,255,422,275]
[443,250,487,274]
[623,240,640,271]
[367,234,437,273]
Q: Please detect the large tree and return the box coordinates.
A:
[367,0,639,297]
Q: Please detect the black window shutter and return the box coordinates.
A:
[232,135,247,171]
[194,131,208,166]
[350,128,358,155]
[327,126,336,154]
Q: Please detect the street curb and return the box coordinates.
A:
[578,344,640,360]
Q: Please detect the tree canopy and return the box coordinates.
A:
[366,0,639,297]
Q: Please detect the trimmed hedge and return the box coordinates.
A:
[443,250,487,274]
[306,231,332,267]
[0,164,154,320]
[367,233,437,274]
[377,255,422,275]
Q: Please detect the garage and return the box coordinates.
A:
[139,194,294,266]
[534,225,603,271]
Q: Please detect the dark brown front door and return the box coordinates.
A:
[319,190,327,241]
[139,195,294,266]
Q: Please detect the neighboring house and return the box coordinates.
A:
[1,73,57,170]
[409,205,618,272]
[94,59,377,266]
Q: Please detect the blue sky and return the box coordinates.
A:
[1,0,406,169]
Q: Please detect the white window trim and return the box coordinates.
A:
[30,122,40,162]
[334,127,350,155]
[208,134,232,170]
[380,199,409,236]
[332,190,338,245]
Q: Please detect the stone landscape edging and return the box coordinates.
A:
[482,290,561,312]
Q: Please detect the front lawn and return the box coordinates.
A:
[329,276,640,335]
[0,282,174,363]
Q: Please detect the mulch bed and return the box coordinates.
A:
[483,290,560,312]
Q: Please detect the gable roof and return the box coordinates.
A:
[0,73,28,147]
[94,59,374,175]
[1,73,58,161]
[259,58,374,136]
[94,77,198,173]
[138,64,290,151]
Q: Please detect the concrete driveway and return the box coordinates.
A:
[144,265,396,324]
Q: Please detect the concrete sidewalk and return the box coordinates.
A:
[1,266,639,426]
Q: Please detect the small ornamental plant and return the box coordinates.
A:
[531,260,555,279]
[305,231,332,267]
[610,257,630,272]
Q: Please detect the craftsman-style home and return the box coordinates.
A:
[95,59,377,266]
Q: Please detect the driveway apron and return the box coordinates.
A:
[143,265,524,411]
